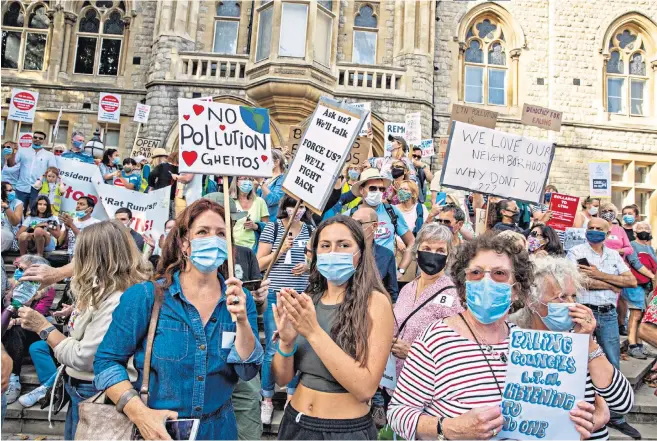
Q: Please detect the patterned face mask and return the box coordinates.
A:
[600,211,616,222]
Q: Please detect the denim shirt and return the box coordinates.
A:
[257,174,284,218]
[93,272,263,421]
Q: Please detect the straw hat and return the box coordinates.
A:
[351,168,392,196]
[151,148,168,158]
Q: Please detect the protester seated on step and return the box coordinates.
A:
[17,196,63,257]
[2,181,24,252]
[99,148,121,184]
[510,255,635,440]
[60,131,95,164]
[3,255,57,405]
[33,166,65,216]
[60,195,101,260]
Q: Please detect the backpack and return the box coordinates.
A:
[630,251,657,285]
[348,202,399,234]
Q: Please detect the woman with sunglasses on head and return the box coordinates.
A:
[272,215,394,440]
[383,160,410,204]
[528,224,565,258]
[388,233,596,440]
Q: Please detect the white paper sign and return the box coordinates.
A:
[18,133,33,149]
[97,92,122,123]
[384,122,406,157]
[499,329,588,440]
[379,354,397,390]
[133,103,151,124]
[405,112,422,146]
[8,89,39,123]
[56,157,109,220]
[419,139,434,158]
[564,227,587,251]
[283,97,367,213]
[440,121,555,205]
[588,160,611,198]
[177,98,273,178]
[351,102,371,137]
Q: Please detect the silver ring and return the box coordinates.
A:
[492,429,497,437]
[231,296,240,305]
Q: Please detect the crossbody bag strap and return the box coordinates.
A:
[396,285,455,336]
[139,281,164,405]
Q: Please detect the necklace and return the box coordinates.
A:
[459,312,506,396]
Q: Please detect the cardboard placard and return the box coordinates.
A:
[475,207,488,235]
[8,89,39,123]
[546,193,578,231]
[588,160,611,198]
[521,104,563,132]
[384,122,406,157]
[564,228,587,251]
[18,133,33,149]
[131,137,161,159]
[450,103,498,131]
[440,121,555,205]
[283,97,368,214]
[288,125,305,157]
[405,112,422,146]
[351,102,371,137]
[177,98,273,178]
[98,92,122,123]
[133,103,151,124]
[55,157,109,220]
[419,139,434,158]
[499,329,587,440]
[345,137,371,166]
[438,137,449,160]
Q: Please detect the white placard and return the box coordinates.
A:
[499,329,588,440]
[130,137,160,159]
[133,103,151,124]
[564,227,587,251]
[440,121,555,205]
[8,89,39,123]
[52,108,63,140]
[379,354,397,390]
[177,98,273,178]
[18,133,33,149]
[56,157,109,220]
[283,97,367,214]
[588,160,611,198]
[419,139,434,158]
[384,122,406,157]
[97,92,122,123]
[405,112,422,146]
[351,102,371,137]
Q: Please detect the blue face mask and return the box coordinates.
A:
[32,143,43,150]
[538,303,574,332]
[466,278,512,324]
[72,140,84,150]
[189,236,228,273]
[623,214,635,225]
[238,181,253,194]
[113,157,121,166]
[6,191,16,203]
[76,209,88,218]
[397,189,412,203]
[13,269,24,281]
[316,252,359,286]
[348,169,360,181]
[586,230,606,244]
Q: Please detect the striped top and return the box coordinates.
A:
[586,368,634,440]
[259,220,312,294]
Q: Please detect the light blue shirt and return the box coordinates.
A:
[14,148,58,193]
[1,164,21,186]
[567,243,630,306]
[374,203,409,252]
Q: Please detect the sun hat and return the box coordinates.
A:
[351,168,392,196]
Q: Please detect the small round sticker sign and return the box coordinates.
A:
[19,133,33,148]
[13,92,36,111]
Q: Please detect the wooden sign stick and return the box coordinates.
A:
[131,123,142,156]
[263,198,302,280]
[14,121,21,142]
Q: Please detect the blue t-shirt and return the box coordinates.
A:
[121,171,142,190]
[374,203,409,252]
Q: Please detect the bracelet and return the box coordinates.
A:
[436,416,446,441]
[588,346,604,362]
[116,388,140,414]
[276,341,297,357]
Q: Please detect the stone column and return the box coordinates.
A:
[44,6,60,76]
[119,12,135,76]
[60,12,77,74]
[510,49,521,107]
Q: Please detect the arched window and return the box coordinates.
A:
[353,4,377,64]
[1,2,50,71]
[74,2,124,76]
[463,17,507,105]
[213,1,240,54]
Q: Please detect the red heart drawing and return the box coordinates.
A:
[192,104,204,116]
[219,124,226,131]
[183,115,190,121]
[261,155,268,162]
[182,151,198,167]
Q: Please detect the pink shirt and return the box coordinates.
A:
[605,224,633,257]
[392,275,463,376]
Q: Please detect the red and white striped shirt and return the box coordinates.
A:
[387,320,514,440]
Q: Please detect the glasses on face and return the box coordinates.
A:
[368,185,387,193]
[530,231,544,238]
[356,220,375,227]
[412,155,422,160]
[436,218,452,226]
[545,292,578,304]
[33,136,45,141]
[465,267,513,283]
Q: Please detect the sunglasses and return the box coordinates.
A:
[33,136,45,141]
[368,186,387,193]
[436,218,452,226]
[412,155,422,160]
[465,267,512,283]
[529,231,544,238]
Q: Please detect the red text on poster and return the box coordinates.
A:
[547,193,579,231]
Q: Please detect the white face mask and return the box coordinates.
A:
[365,191,383,207]
[589,206,599,216]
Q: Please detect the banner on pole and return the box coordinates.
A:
[546,193,578,232]
[177,98,273,178]
[588,160,611,198]
[384,122,406,157]
[133,103,151,124]
[56,157,109,220]
[8,89,39,123]
[98,93,122,123]
[405,112,422,146]
[52,108,63,140]
[131,137,160,159]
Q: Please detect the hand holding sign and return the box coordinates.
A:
[442,405,503,440]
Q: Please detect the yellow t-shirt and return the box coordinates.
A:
[233,197,269,248]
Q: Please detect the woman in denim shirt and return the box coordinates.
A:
[256,149,285,218]
[94,199,263,440]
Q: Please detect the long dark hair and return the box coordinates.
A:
[531,224,565,256]
[33,195,52,218]
[306,215,389,366]
[101,148,118,166]
[1,181,9,203]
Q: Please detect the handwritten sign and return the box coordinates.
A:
[588,160,611,198]
[133,103,151,124]
[475,208,487,235]
[177,99,273,178]
[288,125,305,157]
[384,122,406,157]
[351,102,371,137]
[131,137,160,159]
[8,89,39,123]
[546,193,578,231]
[440,121,555,205]
[564,228,587,251]
[56,157,109,220]
[438,137,449,160]
[419,139,434,158]
[97,92,122,123]
[450,103,497,131]
[521,104,563,132]
[405,112,422,146]
[345,137,371,166]
[499,329,587,440]
[283,97,367,214]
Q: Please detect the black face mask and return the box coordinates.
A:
[391,168,405,179]
[417,251,448,276]
[637,231,653,241]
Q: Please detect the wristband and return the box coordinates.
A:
[436,416,446,440]
[116,388,139,414]
[588,346,604,362]
[276,341,297,357]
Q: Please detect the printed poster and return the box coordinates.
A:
[97,92,122,123]
[8,89,39,123]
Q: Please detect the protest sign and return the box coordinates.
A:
[56,157,109,220]
[177,98,273,178]
[450,103,497,131]
[97,93,122,123]
[437,137,449,160]
[588,160,611,198]
[288,125,305,157]
[499,329,588,440]
[384,122,406,157]
[521,104,563,132]
[345,137,371,167]
[283,97,368,214]
[133,103,151,124]
[418,139,434,158]
[52,108,63,142]
[440,121,555,205]
[8,89,39,123]
[18,133,33,149]
[351,102,371,137]
[475,208,487,235]
[564,228,587,251]
[405,112,422,146]
[379,355,397,390]
[546,193,578,231]
[131,137,160,159]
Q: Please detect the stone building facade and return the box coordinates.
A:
[1,0,656,227]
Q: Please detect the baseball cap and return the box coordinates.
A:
[387,134,408,151]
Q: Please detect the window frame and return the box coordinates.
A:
[254,1,273,62]
[278,2,309,59]
[463,23,508,107]
[313,7,333,67]
[73,5,124,77]
[352,28,377,65]
[1,1,50,72]
[212,1,241,55]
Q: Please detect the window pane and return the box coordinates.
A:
[216,1,240,17]
[255,6,272,61]
[611,162,626,182]
[635,164,651,184]
[488,69,506,105]
[3,2,24,27]
[74,36,97,74]
[606,51,623,74]
[79,8,100,33]
[616,29,637,49]
[23,32,47,71]
[611,190,627,211]
[476,19,497,39]
[630,79,645,116]
[637,191,652,220]
[318,0,332,11]
[488,42,505,66]
[51,124,68,145]
[1,31,21,69]
[98,38,121,75]
[213,20,238,54]
[465,65,483,104]
[314,10,332,66]
[28,5,49,29]
[355,5,377,28]
[103,11,125,35]
[96,1,115,9]
[629,53,645,76]
[105,129,120,148]
[465,40,483,63]
[353,30,376,64]
[607,77,624,113]
[279,3,307,57]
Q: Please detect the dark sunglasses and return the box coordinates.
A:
[436,218,452,226]
[529,231,544,238]
[368,185,387,192]
[33,136,45,141]
[412,155,422,160]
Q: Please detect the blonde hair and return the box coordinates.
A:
[150,156,166,167]
[600,201,619,215]
[70,220,151,310]
[230,176,255,200]
[399,180,419,202]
